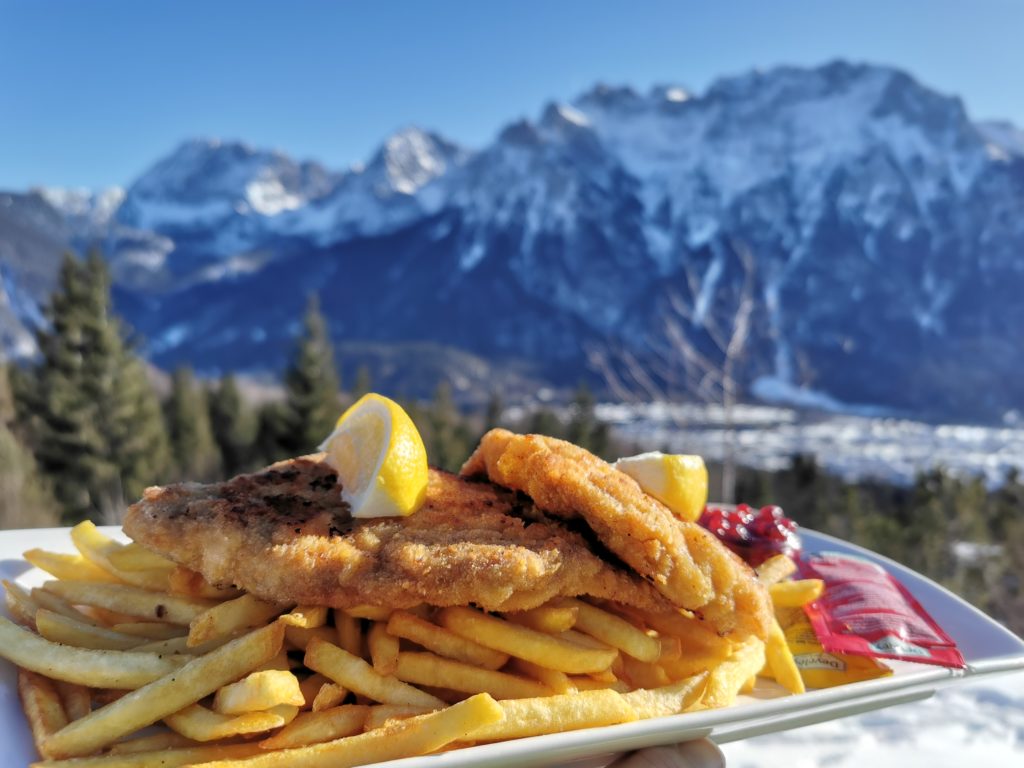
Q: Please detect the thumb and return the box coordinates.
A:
[607,740,725,768]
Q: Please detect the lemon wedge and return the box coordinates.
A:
[614,452,708,522]
[318,393,428,518]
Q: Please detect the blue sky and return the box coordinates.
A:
[2,0,1022,189]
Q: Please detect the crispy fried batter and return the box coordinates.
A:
[123,457,676,614]
[460,430,772,639]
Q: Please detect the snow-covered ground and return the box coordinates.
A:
[595,402,1024,487]
[720,670,1024,766]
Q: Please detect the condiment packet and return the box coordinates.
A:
[776,606,891,687]
[800,551,966,668]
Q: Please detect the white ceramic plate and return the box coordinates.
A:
[2,527,1023,767]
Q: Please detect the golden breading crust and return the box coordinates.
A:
[460,430,772,639]
[123,457,677,614]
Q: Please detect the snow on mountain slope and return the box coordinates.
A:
[273,127,469,244]
[978,120,1024,160]
[4,61,1024,419]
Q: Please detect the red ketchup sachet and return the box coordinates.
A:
[800,551,966,668]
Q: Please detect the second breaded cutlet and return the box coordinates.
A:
[461,430,773,639]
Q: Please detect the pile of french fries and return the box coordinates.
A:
[0,522,824,767]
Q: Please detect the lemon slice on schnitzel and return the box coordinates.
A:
[614,452,708,523]
[319,393,428,518]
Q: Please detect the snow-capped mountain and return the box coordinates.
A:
[3,61,1024,418]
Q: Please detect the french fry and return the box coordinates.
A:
[165,702,298,741]
[30,589,107,628]
[756,554,798,585]
[258,704,369,750]
[636,609,732,655]
[106,731,199,754]
[503,603,578,633]
[41,622,285,758]
[106,543,175,573]
[129,634,234,655]
[24,549,123,584]
[188,594,287,647]
[438,606,618,674]
[0,615,186,689]
[54,681,92,722]
[394,651,552,699]
[212,670,305,714]
[508,658,575,694]
[567,676,630,692]
[304,637,445,709]
[297,673,331,709]
[588,668,618,684]
[621,672,709,718]
[342,605,391,621]
[769,578,825,608]
[191,693,503,768]
[167,566,241,601]
[110,622,187,640]
[4,579,38,627]
[284,625,337,651]
[386,610,509,670]
[261,650,294,672]
[41,581,216,625]
[367,621,399,675]
[700,637,766,709]
[31,741,265,767]
[765,616,805,694]
[658,635,683,662]
[470,689,637,741]
[311,682,348,712]
[332,610,363,656]
[70,522,170,592]
[620,655,670,689]
[558,598,661,662]
[279,606,329,629]
[18,669,69,759]
[660,646,735,681]
[35,609,144,651]
[363,704,434,731]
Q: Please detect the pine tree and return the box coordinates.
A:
[15,252,169,522]
[527,407,563,439]
[566,383,610,458]
[254,401,291,467]
[280,296,340,455]
[351,365,373,401]
[209,374,256,475]
[425,382,473,472]
[0,368,58,529]
[166,367,222,481]
[482,391,504,433]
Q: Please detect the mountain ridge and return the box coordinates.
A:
[4,60,1024,419]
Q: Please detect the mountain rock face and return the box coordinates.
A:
[3,62,1024,418]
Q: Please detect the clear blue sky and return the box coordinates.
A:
[2,0,1022,189]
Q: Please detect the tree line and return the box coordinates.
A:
[0,250,1019,635]
[0,251,612,527]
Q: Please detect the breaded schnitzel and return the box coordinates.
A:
[123,457,677,614]
[461,430,772,639]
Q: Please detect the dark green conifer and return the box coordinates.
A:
[209,374,256,475]
[16,252,169,521]
[0,368,59,528]
[351,365,373,401]
[166,367,221,481]
[280,296,340,455]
